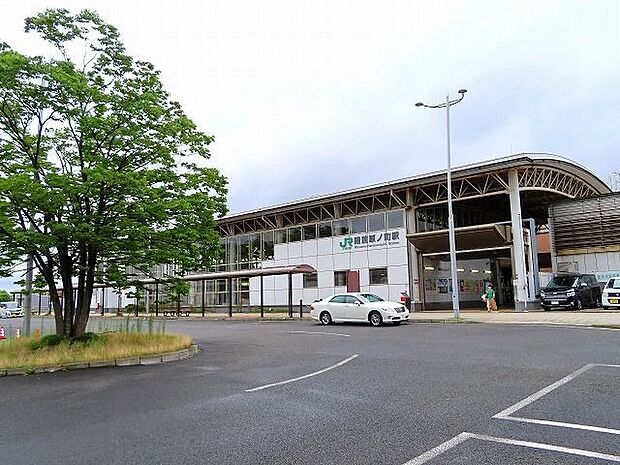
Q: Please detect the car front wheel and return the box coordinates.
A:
[541,305,551,311]
[369,311,383,327]
[319,311,332,325]
[573,297,583,310]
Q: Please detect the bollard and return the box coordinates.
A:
[0,326,6,340]
[299,299,303,318]
[15,328,21,339]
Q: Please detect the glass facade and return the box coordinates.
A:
[143,210,406,310]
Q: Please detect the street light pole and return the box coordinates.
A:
[416,89,467,319]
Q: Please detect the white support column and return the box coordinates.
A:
[405,202,421,310]
[508,169,529,310]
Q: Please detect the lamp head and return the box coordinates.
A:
[458,89,467,95]
[415,102,424,107]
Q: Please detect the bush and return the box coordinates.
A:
[30,332,106,350]
[30,334,66,350]
[71,332,106,345]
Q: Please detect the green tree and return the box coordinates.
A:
[0,9,227,337]
[0,289,11,301]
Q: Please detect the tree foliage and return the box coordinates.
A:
[0,289,11,302]
[0,9,227,336]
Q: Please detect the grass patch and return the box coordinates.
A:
[0,332,192,369]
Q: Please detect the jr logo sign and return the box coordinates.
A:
[339,237,353,250]
[338,231,401,252]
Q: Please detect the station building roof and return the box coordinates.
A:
[217,153,610,236]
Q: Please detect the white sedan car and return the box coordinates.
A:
[602,276,620,309]
[310,293,409,326]
[0,301,23,318]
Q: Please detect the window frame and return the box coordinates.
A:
[303,272,318,288]
[369,267,389,285]
[334,270,348,287]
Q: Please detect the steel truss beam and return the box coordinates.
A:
[217,167,598,237]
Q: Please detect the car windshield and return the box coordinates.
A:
[0,302,19,309]
[360,293,384,302]
[606,278,620,289]
[546,276,578,288]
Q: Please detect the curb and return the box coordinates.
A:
[408,319,479,325]
[0,344,200,377]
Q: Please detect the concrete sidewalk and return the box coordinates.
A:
[201,308,620,327]
[91,308,620,327]
[408,309,620,327]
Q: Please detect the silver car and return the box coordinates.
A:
[310,292,409,326]
[0,301,24,318]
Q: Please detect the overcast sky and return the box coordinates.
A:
[1,1,619,288]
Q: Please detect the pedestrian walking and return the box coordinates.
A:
[485,284,497,312]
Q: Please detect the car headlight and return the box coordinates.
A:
[540,291,546,298]
[567,289,575,297]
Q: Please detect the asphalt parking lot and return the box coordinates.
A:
[1,320,619,464]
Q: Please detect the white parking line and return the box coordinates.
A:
[403,432,620,464]
[403,433,472,465]
[494,363,620,435]
[493,364,595,418]
[287,330,350,337]
[499,415,620,435]
[245,354,359,392]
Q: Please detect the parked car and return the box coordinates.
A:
[0,301,24,318]
[0,307,11,319]
[310,292,409,326]
[540,273,602,310]
[602,276,620,310]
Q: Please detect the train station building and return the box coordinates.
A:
[211,153,610,311]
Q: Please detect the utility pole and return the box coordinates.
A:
[23,253,33,336]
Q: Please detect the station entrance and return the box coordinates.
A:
[409,222,537,310]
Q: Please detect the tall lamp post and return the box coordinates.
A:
[415,89,467,319]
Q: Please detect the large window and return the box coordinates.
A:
[274,229,287,244]
[262,231,274,260]
[333,219,350,236]
[318,222,332,238]
[387,210,404,229]
[302,224,317,240]
[248,233,261,262]
[334,271,347,287]
[369,268,388,285]
[368,213,385,231]
[350,216,367,234]
[303,272,318,288]
[288,226,302,242]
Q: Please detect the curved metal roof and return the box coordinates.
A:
[220,153,609,223]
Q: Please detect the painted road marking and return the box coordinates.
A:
[494,364,595,418]
[499,415,620,435]
[403,432,471,465]
[404,432,620,464]
[288,330,350,337]
[494,363,620,435]
[245,354,359,392]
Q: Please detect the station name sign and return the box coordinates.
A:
[338,230,403,252]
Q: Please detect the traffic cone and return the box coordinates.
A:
[15,328,21,339]
[0,326,5,340]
